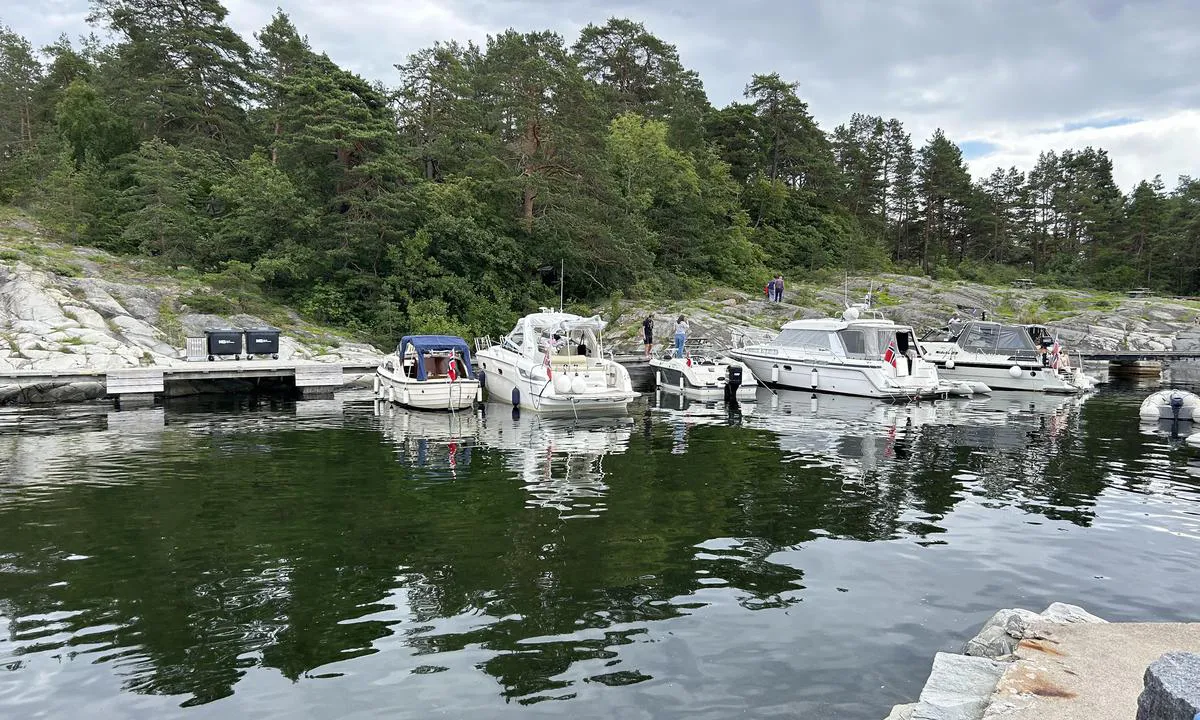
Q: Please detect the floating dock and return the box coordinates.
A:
[0,360,377,407]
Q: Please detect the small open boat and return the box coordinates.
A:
[375,335,480,411]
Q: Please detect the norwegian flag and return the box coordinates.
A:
[883,337,899,368]
[685,357,692,368]
[543,348,553,379]
[447,358,458,382]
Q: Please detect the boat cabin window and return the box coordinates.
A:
[838,327,915,359]
[772,329,833,352]
[502,326,525,353]
[840,329,868,357]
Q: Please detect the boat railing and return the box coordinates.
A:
[474,336,494,353]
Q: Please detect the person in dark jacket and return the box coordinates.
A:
[642,315,654,358]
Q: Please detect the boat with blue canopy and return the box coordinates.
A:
[375,335,481,411]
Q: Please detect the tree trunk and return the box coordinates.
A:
[522,183,536,233]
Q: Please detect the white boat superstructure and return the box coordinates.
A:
[920,321,1097,393]
[729,309,944,400]
[375,335,481,411]
[474,310,638,415]
[649,338,757,401]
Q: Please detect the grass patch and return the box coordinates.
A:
[873,288,901,307]
[59,336,84,346]
[157,298,185,346]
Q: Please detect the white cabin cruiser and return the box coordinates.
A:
[474,310,638,414]
[920,320,1096,393]
[375,335,480,411]
[649,338,757,401]
[729,308,944,400]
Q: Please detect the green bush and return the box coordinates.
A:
[1042,292,1072,311]
[180,293,236,315]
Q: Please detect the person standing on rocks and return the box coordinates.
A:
[642,314,654,359]
[764,277,775,302]
[674,315,689,358]
[774,275,785,303]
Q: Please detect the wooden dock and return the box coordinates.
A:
[0,360,377,407]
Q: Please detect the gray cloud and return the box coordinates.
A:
[4,0,1198,186]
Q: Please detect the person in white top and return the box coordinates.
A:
[674,316,689,358]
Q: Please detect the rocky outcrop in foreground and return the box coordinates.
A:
[888,604,1200,720]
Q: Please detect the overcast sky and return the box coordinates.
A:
[5,0,1198,189]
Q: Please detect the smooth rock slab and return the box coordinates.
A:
[1136,652,1200,720]
[913,652,1007,720]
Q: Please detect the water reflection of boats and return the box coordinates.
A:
[744,388,1091,471]
[476,410,633,516]
[375,401,479,472]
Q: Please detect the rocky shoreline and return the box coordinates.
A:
[886,603,1200,719]
[599,278,1200,358]
[0,249,380,404]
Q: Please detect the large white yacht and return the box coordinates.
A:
[474,310,638,414]
[729,307,944,400]
[919,320,1097,393]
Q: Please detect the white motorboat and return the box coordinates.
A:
[649,338,757,401]
[375,335,481,411]
[920,320,1097,393]
[729,307,944,400]
[474,309,638,415]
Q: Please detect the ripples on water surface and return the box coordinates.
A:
[1,386,1199,719]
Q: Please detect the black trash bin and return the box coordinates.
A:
[205,328,243,361]
[243,328,281,360]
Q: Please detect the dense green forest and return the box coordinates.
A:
[1,2,1198,343]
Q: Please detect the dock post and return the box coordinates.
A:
[106,368,166,409]
[294,364,343,400]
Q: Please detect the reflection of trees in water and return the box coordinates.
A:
[0,393,1154,707]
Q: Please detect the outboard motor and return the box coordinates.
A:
[1171,392,1186,437]
[724,364,743,403]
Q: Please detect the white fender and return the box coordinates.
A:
[771,365,780,383]
[373,374,380,395]
[387,385,395,403]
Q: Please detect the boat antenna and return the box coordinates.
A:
[843,273,849,309]
[559,259,564,313]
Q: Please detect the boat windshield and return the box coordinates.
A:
[771,329,834,352]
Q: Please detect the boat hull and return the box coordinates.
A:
[649,358,754,401]
[476,352,637,415]
[732,350,942,400]
[375,369,478,411]
[929,359,1083,393]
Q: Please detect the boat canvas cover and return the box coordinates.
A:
[955,322,1037,355]
[397,335,474,380]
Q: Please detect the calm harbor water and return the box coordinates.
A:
[1,383,1199,719]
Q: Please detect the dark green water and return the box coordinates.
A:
[1,386,1199,719]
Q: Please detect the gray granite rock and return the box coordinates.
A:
[1137,652,1200,720]
[1039,602,1107,625]
[912,652,1006,720]
[884,703,917,720]
[963,608,1043,658]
